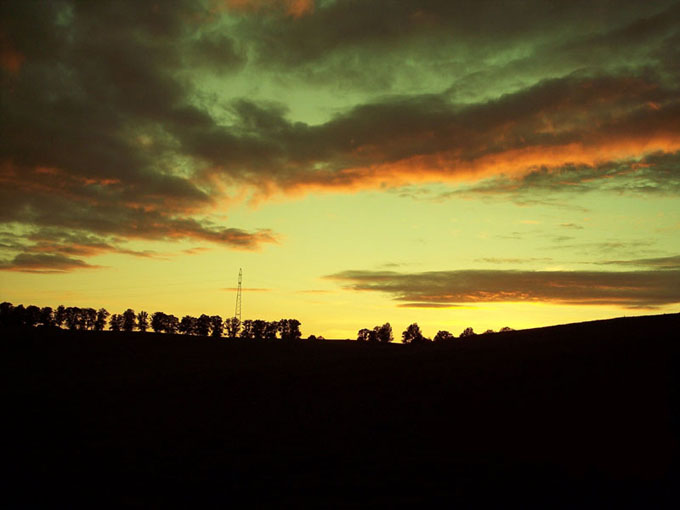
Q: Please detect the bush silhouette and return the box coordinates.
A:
[433,330,455,343]
[460,327,476,338]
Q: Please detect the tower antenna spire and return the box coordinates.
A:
[235,268,242,322]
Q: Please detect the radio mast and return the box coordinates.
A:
[235,268,242,322]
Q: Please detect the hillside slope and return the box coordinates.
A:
[3,313,679,507]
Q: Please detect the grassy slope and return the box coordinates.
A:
[2,313,680,507]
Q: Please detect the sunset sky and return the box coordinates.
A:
[1,0,679,339]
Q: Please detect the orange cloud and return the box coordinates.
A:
[277,134,680,195]
[222,0,314,17]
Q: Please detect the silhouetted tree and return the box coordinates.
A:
[307,335,317,341]
[94,308,109,331]
[196,314,211,336]
[165,315,179,334]
[121,309,136,332]
[278,319,301,341]
[357,328,371,342]
[482,329,494,335]
[433,330,455,343]
[290,319,302,341]
[225,317,241,338]
[251,319,267,339]
[64,307,80,330]
[264,320,279,340]
[499,326,515,333]
[210,315,223,337]
[25,305,41,327]
[109,314,123,332]
[151,312,165,333]
[0,302,13,327]
[9,304,25,327]
[240,320,253,339]
[82,308,96,330]
[402,323,424,344]
[137,311,149,332]
[55,305,66,327]
[460,327,476,338]
[376,322,393,343]
[180,315,197,335]
[39,306,55,327]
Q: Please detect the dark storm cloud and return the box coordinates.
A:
[326,269,680,308]
[2,0,680,272]
[0,0,275,266]
[228,0,680,99]
[236,0,675,67]
[198,0,680,191]
[188,74,680,192]
[185,31,246,73]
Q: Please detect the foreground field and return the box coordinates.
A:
[3,314,680,507]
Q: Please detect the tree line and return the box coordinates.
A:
[0,302,307,341]
[357,322,514,344]
[1,301,514,343]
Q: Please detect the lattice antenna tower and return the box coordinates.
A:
[235,268,242,322]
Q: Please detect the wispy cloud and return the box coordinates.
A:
[475,257,553,265]
[0,253,103,273]
[594,254,680,270]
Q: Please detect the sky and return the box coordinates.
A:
[1,0,679,339]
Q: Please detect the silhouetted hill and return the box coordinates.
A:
[2,313,679,508]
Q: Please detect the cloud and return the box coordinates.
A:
[420,150,680,203]
[0,0,277,269]
[19,230,163,258]
[4,1,680,199]
[237,0,676,71]
[325,269,680,308]
[475,257,553,265]
[222,0,315,18]
[185,75,680,195]
[1,0,679,272]
[595,254,680,270]
[0,253,102,273]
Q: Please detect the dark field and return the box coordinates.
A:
[3,314,680,508]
